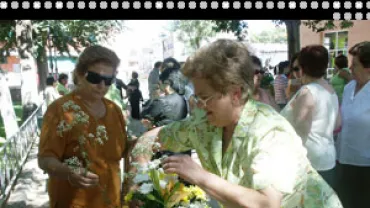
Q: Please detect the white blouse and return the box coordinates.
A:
[336,80,370,166]
[281,82,339,171]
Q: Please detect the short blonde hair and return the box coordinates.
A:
[182,39,254,102]
[73,45,120,84]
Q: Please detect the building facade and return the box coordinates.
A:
[300,20,370,77]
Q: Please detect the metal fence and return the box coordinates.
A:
[0,103,44,207]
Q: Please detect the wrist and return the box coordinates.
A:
[196,169,210,187]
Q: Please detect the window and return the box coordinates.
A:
[323,31,349,69]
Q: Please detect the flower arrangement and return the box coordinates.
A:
[124,158,210,208]
[126,137,209,208]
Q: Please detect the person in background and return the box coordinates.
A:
[251,55,280,111]
[127,75,143,120]
[286,53,302,100]
[335,41,370,208]
[129,39,343,208]
[38,45,129,208]
[56,73,69,96]
[44,76,60,106]
[148,61,163,99]
[330,54,352,103]
[274,61,289,110]
[115,77,127,100]
[281,45,341,188]
[141,58,188,128]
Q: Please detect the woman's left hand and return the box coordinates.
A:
[162,155,206,185]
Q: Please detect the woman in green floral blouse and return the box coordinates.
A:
[130,39,343,208]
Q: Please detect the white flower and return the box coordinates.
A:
[78,135,86,145]
[138,183,153,194]
[164,174,178,183]
[153,142,161,149]
[71,104,81,111]
[97,125,106,132]
[96,137,104,145]
[88,133,95,138]
[62,101,74,111]
[148,159,161,169]
[137,164,149,173]
[157,168,164,174]
[159,179,168,189]
[133,173,150,184]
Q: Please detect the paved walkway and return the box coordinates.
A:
[5,140,49,208]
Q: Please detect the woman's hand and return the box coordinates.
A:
[68,169,100,188]
[162,155,206,185]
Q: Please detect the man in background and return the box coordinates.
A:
[274,61,289,110]
[148,61,162,99]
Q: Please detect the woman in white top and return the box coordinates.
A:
[281,45,341,188]
[44,76,60,106]
[335,41,370,208]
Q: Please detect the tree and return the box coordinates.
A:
[0,20,125,91]
[249,26,287,43]
[212,20,248,41]
[213,20,354,59]
[169,20,217,54]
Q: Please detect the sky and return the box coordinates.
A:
[115,20,277,50]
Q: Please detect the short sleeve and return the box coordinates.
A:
[114,104,128,157]
[250,129,306,194]
[38,102,67,160]
[159,116,196,152]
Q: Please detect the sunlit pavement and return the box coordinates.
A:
[5,140,49,208]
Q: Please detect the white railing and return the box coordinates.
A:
[0,102,44,207]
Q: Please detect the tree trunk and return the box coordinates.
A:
[285,20,301,60]
[37,54,49,92]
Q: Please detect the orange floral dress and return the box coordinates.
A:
[38,92,127,208]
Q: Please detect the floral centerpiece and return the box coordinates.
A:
[124,158,209,208]
[125,138,210,208]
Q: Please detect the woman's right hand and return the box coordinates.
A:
[68,169,100,188]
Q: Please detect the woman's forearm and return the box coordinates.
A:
[198,171,278,208]
[38,157,72,180]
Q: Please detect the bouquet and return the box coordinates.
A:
[124,157,210,208]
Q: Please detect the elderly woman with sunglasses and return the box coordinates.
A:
[129,39,342,208]
[38,45,129,208]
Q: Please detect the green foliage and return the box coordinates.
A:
[302,20,354,32]
[212,20,248,41]
[170,20,217,53]
[249,26,287,43]
[0,20,125,62]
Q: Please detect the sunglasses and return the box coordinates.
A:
[292,67,300,72]
[85,71,115,86]
[254,70,264,75]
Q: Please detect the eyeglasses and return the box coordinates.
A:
[85,71,115,86]
[292,67,300,72]
[192,94,217,108]
[254,70,265,75]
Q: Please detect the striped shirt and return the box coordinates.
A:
[274,74,288,104]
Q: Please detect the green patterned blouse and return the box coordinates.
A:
[159,99,343,208]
